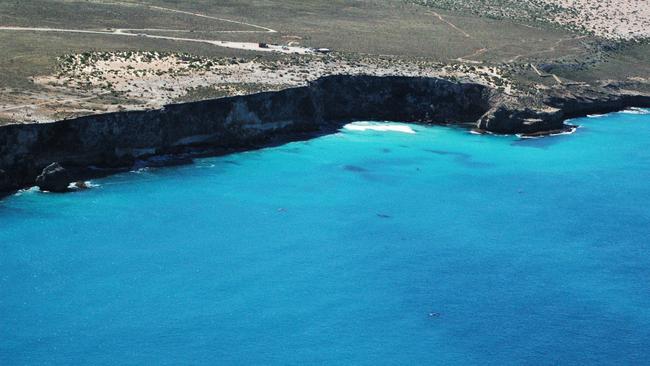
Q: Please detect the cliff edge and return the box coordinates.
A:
[1,75,649,195]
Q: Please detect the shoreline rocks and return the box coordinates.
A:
[35,163,71,193]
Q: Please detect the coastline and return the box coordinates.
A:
[1,74,650,197]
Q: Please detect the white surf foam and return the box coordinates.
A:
[550,126,579,136]
[343,122,416,134]
[131,167,150,173]
[68,181,99,189]
[620,108,650,115]
[14,186,39,196]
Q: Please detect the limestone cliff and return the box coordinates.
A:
[0,75,649,194]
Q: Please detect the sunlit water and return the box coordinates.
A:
[2,110,650,365]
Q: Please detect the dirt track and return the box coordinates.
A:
[0,2,317,55]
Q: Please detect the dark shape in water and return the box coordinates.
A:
[511,134,572,149]
[424,149,493,168]
[512,125,579,149]
[425,149,471,158]
[376,213,391,219]
[343,165,368,173]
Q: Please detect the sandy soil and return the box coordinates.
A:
[547,0,649,39]
[416,0,649,40]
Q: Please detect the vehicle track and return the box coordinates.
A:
[0,1,317,55]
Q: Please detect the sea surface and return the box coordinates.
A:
[2,110,650,365]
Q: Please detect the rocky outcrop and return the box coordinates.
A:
[0,74,649,196]
[478,85,650,134]
[477,95,564,134]
[544,86,650,120]
[35,163,71,192]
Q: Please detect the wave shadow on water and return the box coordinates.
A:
[423,149,494,168]
[343,165,369,173]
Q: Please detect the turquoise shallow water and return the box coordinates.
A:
[2,111,650,365]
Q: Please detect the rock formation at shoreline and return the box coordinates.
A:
[1,75,649,195]
[35,163,71,193]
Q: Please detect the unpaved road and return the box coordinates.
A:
[0,26,312,54]
[0,2,318,55]
[145,4,277,33]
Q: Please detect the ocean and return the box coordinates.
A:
[2,110,650,365]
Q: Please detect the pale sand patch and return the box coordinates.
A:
[416,0,648,40]
[546,0,649,39]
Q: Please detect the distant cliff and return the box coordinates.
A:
[1,75,649,194]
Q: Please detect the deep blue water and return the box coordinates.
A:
[2,110,650,365]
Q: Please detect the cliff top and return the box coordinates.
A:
[0,0,649,125]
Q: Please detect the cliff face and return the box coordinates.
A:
[0,75,491,193]
[314,76,489,124]
[544,88,650,120]
[0,74,649,194]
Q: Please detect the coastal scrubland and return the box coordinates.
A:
[0,0,649,124]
